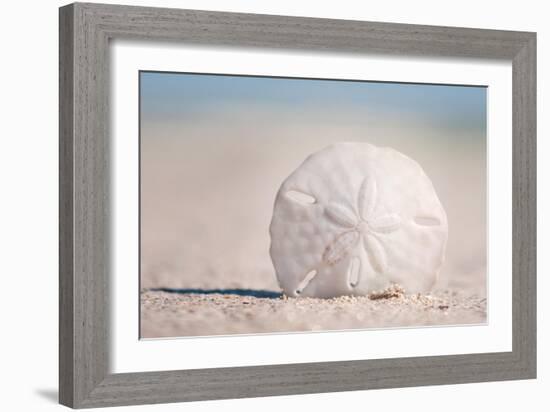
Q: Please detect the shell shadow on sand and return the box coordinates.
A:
[148,288,283,299]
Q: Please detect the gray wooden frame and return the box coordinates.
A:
[59,2,536,408]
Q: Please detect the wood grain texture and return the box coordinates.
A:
[59,2,537,408]
[512,34,537,374]
[59,4,74,406]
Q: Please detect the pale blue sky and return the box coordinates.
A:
[140,71,486,133]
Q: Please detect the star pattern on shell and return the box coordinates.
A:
[322,176,401,274]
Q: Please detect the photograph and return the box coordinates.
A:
[139,71,488,339]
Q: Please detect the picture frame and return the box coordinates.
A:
[59,2,536,408]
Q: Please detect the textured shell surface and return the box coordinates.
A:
[269,142,448,298]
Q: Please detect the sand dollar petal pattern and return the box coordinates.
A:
[358,175,377,220]
[322,230,361,266]
[363,233,388,273]
[324,202,359,228]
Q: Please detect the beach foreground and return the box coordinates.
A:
[140,288,486,338]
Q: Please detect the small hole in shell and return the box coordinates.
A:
[414,216,441,226]
[348,257,361,288]
[295,269,317,295]
[286,190,316,205]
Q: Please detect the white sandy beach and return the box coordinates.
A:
[141,288,486,338]
[140,108,487,338]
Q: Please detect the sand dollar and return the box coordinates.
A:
[269,142,448,298]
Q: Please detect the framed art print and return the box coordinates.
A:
[59,2,536,408]
[138,70,488,339]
